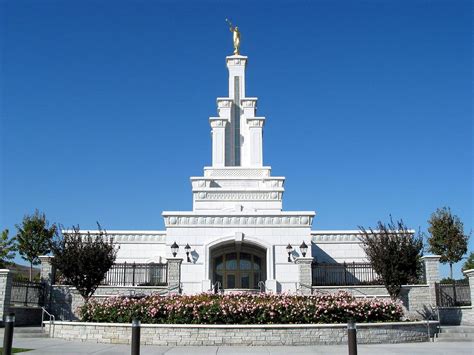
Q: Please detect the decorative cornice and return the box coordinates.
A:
[247,118,265,128]
[216,98,233,108]
[66,231,167,244]
[209,118,228,128]
[311,229,415,243]
[163,213,315,228]
[241,98,257,108]
[194,191,282,201]
[226,56,247,66]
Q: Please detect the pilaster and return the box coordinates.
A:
[0,269,12,321]
[295,257,314,295]
[421,255,441,306]
[210,118,228,167]
[463,269,474,307]
[39,255,56,311]
[166,258,183,294]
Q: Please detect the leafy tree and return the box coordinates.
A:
[427,207,469,279]
[462,252,474,272]
[359,217,424,299]
[0,229,16,267]
[15,210,56,281]
[50,225,118,302]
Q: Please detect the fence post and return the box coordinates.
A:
[295,257,314,295]
[166,258,183,293]
[132,262,136,286]
[0,269,12,323]
[39,256,56,312]
[123,262,127,286]
[421,255,441,306]
[463,269,474,308]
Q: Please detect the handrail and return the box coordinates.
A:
[211,281,222,294]
[41,307,55,337]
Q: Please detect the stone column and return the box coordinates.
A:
[421,255,441,306]
[295,257,314,295]
[39,255,56,311]
[463,269,474,307]
[0,269,12,322]
[247,118,265,167]
[210,118,228,167]
[166,258,183,294]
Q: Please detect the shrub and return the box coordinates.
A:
[80,292,403,324]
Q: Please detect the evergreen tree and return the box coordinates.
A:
[427,207,469,279]
[462,252,474,272]
[15,210,56,281]
[359,217,424,299]
[0,229,16,267]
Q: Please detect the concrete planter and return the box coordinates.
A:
[44,320,439,346]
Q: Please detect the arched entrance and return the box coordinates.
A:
[210,243,266,289]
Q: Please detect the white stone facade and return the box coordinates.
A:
[77,53,377,294]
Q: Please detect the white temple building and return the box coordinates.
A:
[81,52,370,294]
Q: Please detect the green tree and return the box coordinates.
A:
[359,217,424,299]
[50,225,118,302]
[462,252,474,272]
[15,210,56,281]
[427,207,469,279]
[0,229,16,267]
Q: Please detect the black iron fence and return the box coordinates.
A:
[10,281,45,307]
[101,262,168,287]
[436,279,471,307]
[312,262,382,286]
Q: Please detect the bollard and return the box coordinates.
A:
[347,319,357,355]
[3,313,15,355]
[131,318,140,355]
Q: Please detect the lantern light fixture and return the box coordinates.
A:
[185,243,192,262]
[286,243,293,262]
[171,241,179,257]
[299,241,308,257]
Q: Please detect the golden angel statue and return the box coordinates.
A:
[226,19,240,55]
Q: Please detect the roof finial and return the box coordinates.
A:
[226,19,241,55]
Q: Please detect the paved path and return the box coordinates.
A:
[4,337,473,355]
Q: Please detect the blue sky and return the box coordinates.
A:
[1,0,472,278]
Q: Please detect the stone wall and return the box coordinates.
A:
[438,307,474,326]
[0,269,12,322]
[10,306,42,326]
[44,321,439,345]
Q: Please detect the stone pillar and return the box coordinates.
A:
[166,258,183,293]
[295,257,314,295]
[0,269,12,322]
[463,269,474,307]
[39,255,56,311]
[210,118,228,167]
[421,255,441,306]
[247,118,265,167]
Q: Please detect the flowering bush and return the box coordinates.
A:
[80,291,403,324]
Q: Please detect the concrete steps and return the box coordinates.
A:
[435,325,474,342]
[0,326,49,339]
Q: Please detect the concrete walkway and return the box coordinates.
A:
[4,337,473,355]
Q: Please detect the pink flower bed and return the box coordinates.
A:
[80,291,403,324]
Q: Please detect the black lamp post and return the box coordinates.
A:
[171,242,179,257]
[347,319,357,355]
[286,244,293,262]
[299,241,308,257]
[185,243,192,262]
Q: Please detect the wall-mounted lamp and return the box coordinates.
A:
[286,244,293,262]
[171,241,179,257]
[299,241,308,257]
[185,243,192,262]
